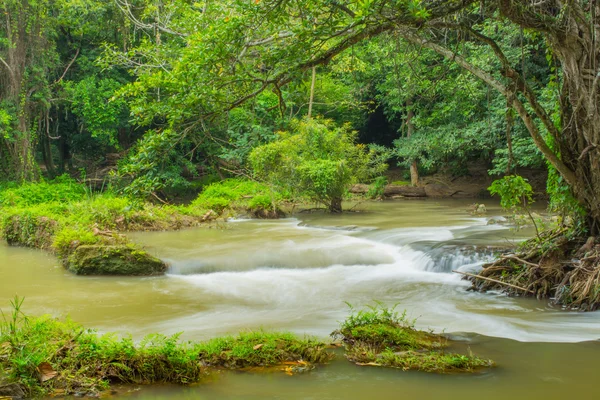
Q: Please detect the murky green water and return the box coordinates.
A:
[1,199,599,399]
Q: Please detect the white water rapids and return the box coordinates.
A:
[133,214,600,344]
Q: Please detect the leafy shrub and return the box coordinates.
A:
[192,178,280,213]
[249,118,387,212]
[0,175,86,207]
[488,175,533,210]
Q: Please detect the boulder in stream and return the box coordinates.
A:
[65,245,167,276]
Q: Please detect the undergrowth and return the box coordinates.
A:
[0,298,333,397]
[0,177,287,271]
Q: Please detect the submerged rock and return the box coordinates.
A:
[65,245,167,276]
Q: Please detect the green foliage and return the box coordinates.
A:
[0,299,333,397]
[0,175,86,207]
[488,175,534,211]
[0,180,209,266]
[63,76,130,147]
[366,176,387,199]
[250,118,386,212]
[333,304,493,373]
[546,166,587,233]
[191,178,282,213]
[53,227,100,258]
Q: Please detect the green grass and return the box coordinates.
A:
[0,177,209,259]
[191,178,285,214]
[0,298,333,397]
[332,304,493,373]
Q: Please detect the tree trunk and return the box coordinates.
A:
[307,66,316,119]
[406,98,419,186]
[500,1,600,232]
[329,196,343,213]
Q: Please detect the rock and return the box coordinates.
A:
[349,184,370,194]
[65,245,167,276]
[476,204,487,214]
[424,183,453,197]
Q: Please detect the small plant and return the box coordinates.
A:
[488,175,541,239]
[367,176,387,199]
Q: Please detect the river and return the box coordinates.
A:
[1,199,599,399]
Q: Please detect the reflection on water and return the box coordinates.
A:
[1,199,599,399]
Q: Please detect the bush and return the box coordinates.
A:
[0,175,86,207]
[191,178,281,214]
[249,118,387,212]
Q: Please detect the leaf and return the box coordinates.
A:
[253,344,264,350]
[37,362,57,382]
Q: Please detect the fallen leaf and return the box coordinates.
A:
[253,344,264,350]
[38,362,58,382]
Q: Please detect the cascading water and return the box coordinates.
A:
[125,214,598,343]
[3,200,600,400]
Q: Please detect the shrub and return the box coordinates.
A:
[249,118,387,212]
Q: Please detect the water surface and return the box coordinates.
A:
[1,199,598,399]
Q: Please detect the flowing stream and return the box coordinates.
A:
[1,199,599,399]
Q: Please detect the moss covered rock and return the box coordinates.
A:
[65,245,167,276]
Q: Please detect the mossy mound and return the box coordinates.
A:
[65,245,167,276]
[333,305,493,373]
[2,214,57,249]
[0,302,334,398]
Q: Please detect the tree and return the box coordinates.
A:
[249,118,386,212]
[110,0,600,232]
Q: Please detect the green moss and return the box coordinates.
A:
[333,304,493,373]
[66,245,167,276]
[0,299,334,397]
[2,214,58,249]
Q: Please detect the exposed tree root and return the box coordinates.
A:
[463,229,600,311]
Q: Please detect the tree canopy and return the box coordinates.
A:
[1,0,599,230]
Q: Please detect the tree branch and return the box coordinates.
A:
[402,30,579,188]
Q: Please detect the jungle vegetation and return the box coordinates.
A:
[1,1,600,305]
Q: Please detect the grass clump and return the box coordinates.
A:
[191,178,285,217]
[332,304,493,373]
[0,298,333,397]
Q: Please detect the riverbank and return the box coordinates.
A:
[0,177,284,275]
[0,302,490,398]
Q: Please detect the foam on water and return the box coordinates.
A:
[158,220,600,343]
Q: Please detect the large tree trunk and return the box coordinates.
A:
[329,196,343,213]
[500,1,600,232]
[0,0,47,181]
